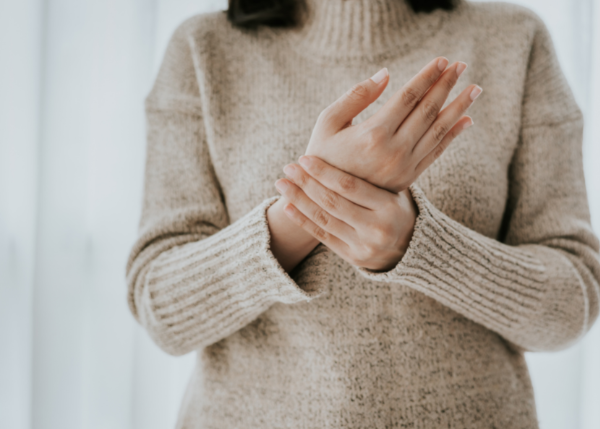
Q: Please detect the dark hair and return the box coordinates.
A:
[227,0,458,28]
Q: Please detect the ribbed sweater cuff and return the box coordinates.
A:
[354,183,548,335]
[140,196,325,353]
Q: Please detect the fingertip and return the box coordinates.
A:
[456,61,468,78]
[469,85,482,101]
[369,67,389,85]
[437,57,449,71]
[462,116,474,130]
[298,155,313,169]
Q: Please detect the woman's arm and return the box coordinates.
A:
[126,20,328,356]
[363,15,600,353]
[283,14,600,353]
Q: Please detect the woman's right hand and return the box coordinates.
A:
[304,57,482,193]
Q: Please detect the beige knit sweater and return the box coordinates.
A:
[125,0,600,427]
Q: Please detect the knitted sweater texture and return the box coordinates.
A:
[125,0,600,427]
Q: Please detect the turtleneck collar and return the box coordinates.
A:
[270,0,464,63]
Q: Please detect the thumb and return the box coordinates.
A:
[319,67,389,132]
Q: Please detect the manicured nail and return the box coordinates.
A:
[462,117,474,130]
[275,179,289,192]
[456,62,467,78]
[438,57,449,71]
[298,156,311,169]
[370,67,388,84]
[283,164,294,175]
[470,85,482,101]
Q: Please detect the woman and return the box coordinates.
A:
[126,0,600,427]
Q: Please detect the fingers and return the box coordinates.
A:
[282,163,365,229]
[274,176,355,242]
[278,202,350,256]
[372,56,449,132]
[393,61,466,149]
[412,84,482,160]
[297,155,392,210]
[319,67,389,132]
[414,116,474,175]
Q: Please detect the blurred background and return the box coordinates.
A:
[0,0,599,428]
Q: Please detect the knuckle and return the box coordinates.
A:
[320,190,339,211]
[421,100,439,122]
[386,194,403,212]
[432,121,451,142]
[346,83,370,102]
[364,125,388,147]
[400,87,420,109]
[313,209,330,227]
[372,223,391,243]
[338,174,358,193]
[401,87,420,109]
[361,243,378,260]
[313,226,328,241]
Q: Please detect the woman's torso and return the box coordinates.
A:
[177,3,540,428]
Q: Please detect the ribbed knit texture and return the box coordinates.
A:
[125,0,600,427]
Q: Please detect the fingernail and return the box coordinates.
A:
[283,164,294,175]
[456,62,467,78]
[462,117,474,130]
[370,67,388,84]
[470,85,482,101]
[298,156,311,169]
[275,179,289,192]
[438,57,449,71]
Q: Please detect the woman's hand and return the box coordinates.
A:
[305,57,481,193]
[275,155,419,272]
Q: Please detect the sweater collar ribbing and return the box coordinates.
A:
[274,0,463,62]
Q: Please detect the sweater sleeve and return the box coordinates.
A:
[125,20,326,357]
[353,15,600,353]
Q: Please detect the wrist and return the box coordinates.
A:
[367,192,417,272]
[267,197,319,252]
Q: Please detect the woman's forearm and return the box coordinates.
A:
[266,197,320,273]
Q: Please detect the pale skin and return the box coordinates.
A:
[266,56,483,273]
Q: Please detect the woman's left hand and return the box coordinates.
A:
[275,155,418,272]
